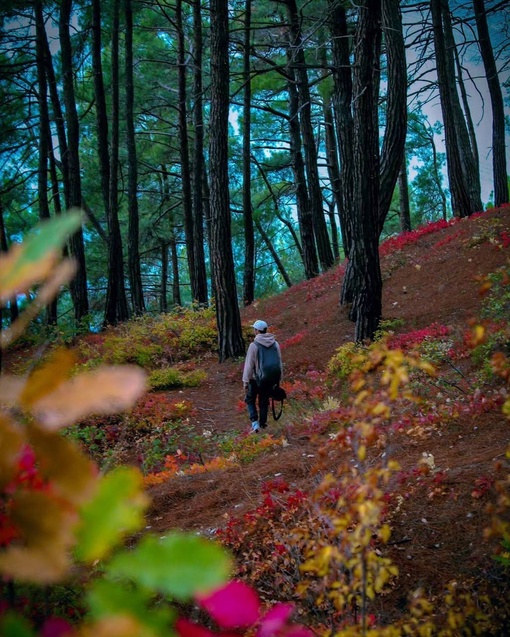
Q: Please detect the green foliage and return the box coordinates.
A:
[374,317,406,340]
[106,533,232,600]
[480,266,510,322]
[79,307,218,371]
[75,467,148,563]
[148,367,206,391]
[327,341,364,380]
[102,335,164,368]
[0,218,233,636]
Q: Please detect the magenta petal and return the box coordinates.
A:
[40,617,73,637]
[198,580,260,629]
[257,604,295,637]
[176,618,219,637]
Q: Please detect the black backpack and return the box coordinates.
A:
[255,342,282,389]
[255,343,285,420]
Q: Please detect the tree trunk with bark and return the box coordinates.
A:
[242,0,255,307]
[340,0,383,342]
[35,0,57,326]
[287,67,319,279]
[93,0,129,326]
[399,154,412,232]
[191,0,208,305]
[209,0,245,361]
[285,0,334,272]
[430,0,483,216]
[160,240,168,313]
[473,0,508,206]
[378,0,407,233]
[329,1,354,260]
[176,0,197,304]
[125,0,145,315]
[59,0,89,323]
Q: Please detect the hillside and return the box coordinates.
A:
[4,206,510,633]
[142,206,510,629]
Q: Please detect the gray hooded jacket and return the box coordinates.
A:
[242,332,282,384]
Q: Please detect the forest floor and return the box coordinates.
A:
[143,206,510,626]
[6,206,510,629]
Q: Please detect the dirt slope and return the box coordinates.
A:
[146,207,510,618]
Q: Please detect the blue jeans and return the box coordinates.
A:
[245,380,270,427]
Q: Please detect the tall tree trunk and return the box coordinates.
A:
[453,43,480,181]
[93,0,129,326]
[287,68,319,279]
[340,0,383,342]
[326,199,340,260]
[285,0,334,271]
[192,0,208,304]
[254,219,292,288]
[322,87,343,260]
[161,164,181,307]
[176,0,197,303]
[209,0,245,361]
[242,0,255,306]
[160,240,168,313]
[35,0,57,327]
[430,0,483,217]
[43,20,69,208]
[399,154,412,232]
[170,231,181,307]
[473,0,508,206]
[59,0,89,324]
[125,0,145,315]
[378,0,407,233]
[329,1,354,260]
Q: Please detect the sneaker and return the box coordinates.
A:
[251,421,260,433]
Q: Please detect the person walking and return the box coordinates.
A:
[243,320,282,433]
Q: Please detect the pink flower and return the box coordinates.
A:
[197,581,260,628]
[175,581,314,637]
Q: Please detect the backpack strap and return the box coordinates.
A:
[272,396,283,420]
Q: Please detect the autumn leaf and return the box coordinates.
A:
[31,366,147,430]
[0,415,23,489]
[20,349,77,408]
[0,210,83,301]
[75,467,149,563]
[0,490,76,582]
[27,424,97,503]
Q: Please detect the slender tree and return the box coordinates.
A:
[191,0,208,305]
[35,0,57,326]
[242,0,255,306]
[284,0,334,272]
[59,0,89,323]
[92,0,129,326]
[329,1,354,260]
[398,154,412,232]
[287,66,319,279]
[176,0,197,302]
[340,0,383,342]
[125,0,145,315]
[473,0,508,206]
[430,0,483,216]
[209,0,245,361]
